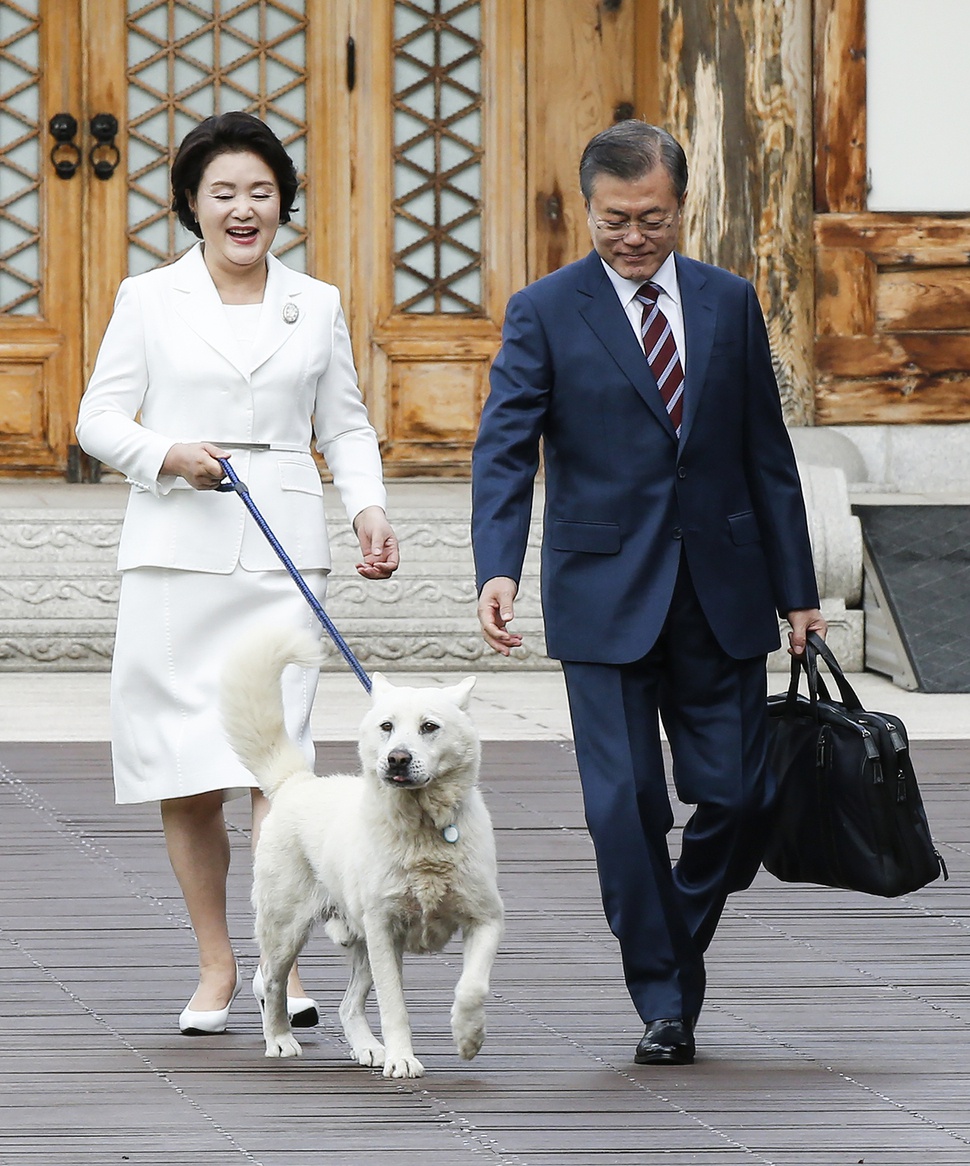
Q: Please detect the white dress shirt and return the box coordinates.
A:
[601,251,686,372]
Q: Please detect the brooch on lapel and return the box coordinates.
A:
[282,302,299,325]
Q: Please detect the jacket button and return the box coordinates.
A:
[673,527,682,540]
[677,466,687,479]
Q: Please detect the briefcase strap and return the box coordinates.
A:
[786,630,864,715]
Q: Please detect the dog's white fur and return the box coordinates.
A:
[222,626,504,1078]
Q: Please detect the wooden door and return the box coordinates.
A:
[0,0,652,479]
[0,0,330,477]
[339,0,524,477]
[344,0,652,476]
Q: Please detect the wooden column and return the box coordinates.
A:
[659,0,815,423]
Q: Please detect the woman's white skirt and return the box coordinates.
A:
[110,565,328,804]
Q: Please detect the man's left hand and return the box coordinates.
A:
[786,607,827,656]
[353,506,400,580]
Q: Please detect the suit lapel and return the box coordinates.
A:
[576,251,677,439]
[675,254,717,446]
[168,245,307,380]
[169,245,252,380]
[249,251,307,374]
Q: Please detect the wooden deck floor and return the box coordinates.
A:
[1,738,968,1166]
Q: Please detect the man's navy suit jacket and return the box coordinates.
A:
[471,249,820,664]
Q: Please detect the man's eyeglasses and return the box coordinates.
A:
[589,213,678,239]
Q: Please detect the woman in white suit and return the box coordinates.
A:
[76,112,399,1035]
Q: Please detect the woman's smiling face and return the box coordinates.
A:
[187,149,281,279]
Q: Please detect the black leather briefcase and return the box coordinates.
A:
[763,632,947,897]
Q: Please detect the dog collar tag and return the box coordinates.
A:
[282,302,299,324]
[442,824,460,844]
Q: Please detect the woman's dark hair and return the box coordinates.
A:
[171,112,299,237]
[579,120,688,202]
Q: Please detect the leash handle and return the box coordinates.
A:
[217,457,372,694]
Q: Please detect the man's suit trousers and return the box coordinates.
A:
[561,554,775,1023]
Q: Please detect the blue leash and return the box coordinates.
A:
[216,457,372,693]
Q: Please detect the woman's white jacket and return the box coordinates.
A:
[76,244,386,573]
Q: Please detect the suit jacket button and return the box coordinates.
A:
[677,466,687,479]
[673,527,682,540]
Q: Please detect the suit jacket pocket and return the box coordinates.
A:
[728,510,761,546]
[279,458,323,495]
[550,519,621,554]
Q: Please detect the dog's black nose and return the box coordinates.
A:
[386,749,412,775]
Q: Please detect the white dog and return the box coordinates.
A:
[221,626,504,1079]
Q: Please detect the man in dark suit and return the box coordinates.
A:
[471,121,826,1066]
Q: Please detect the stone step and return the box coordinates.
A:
[0,477,862,673]
[0,484,548,672]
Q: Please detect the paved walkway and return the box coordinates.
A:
[2,666,970,742]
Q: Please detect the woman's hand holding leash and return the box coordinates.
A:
[162,441,230,490]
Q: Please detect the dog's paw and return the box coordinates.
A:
[352,1041,385,1068]
[265,1032,303,1059]
[382,1052,425,1079]
[451,1002,486,1060]
[454,1026,485,1061]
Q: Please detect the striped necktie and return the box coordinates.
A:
[635,282,684,437]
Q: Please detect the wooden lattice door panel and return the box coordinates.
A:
[390,0,484,315]
[0,0,82,474]
[814,0,970,424]
[0,1,43,318]
[347,0,525,478]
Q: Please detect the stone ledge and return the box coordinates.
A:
[0,471,863,673]
[0,500,547,672]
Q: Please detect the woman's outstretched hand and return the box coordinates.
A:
[353,506,400,580]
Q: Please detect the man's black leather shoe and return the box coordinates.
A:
[634,1018,695,1065]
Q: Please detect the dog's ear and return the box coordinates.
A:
[441,675,476,710]
[370,671,393,699]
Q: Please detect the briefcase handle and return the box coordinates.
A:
[786,630,864,714]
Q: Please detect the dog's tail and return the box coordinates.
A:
[221,625,323,796]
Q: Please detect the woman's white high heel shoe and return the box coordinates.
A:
[252,964,319,1028]
[179,966,242,1035]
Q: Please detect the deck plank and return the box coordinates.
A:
[1,739,968,1165]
